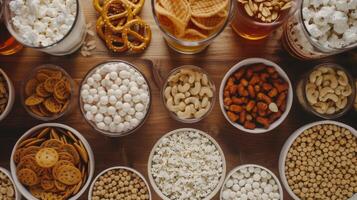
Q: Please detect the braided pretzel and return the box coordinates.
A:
[93,0,109,13]
[122,18,152,52]
[126,0,145,15]
[105,28,128,52]
[102,0,133,33]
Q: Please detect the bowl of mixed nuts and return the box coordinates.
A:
[279,121,357,200]
[0,167,20,200]
[219,58,293,134]
[0,68,15,122]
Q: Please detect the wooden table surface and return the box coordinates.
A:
[1,0,357,199]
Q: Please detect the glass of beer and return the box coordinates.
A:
[0,0,22,55]
[231,0,300,40]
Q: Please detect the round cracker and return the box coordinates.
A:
[56,165,82,185]
[58,152,75,164]
[41,139,64,148]
[41,177,55,191]
[35,148,59,168]
[17,168,39,186]
[59,144,80,165]
[52,160,74,179]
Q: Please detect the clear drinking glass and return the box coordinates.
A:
[282,4,357,60]
[3,0,86,56]
[231,0,300,40]
[151,0,235,54]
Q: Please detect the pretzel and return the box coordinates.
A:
[93,0,109,12]
[122,18,151,52]
[126,0,145,15]
[105,28,128,52]
[102,0,133,33]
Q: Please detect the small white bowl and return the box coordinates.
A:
[219,58,293,134]
[0,68,15,122]
[88,166,152,200]
[147,128,226,200]
[0,167,21,200]
[220,164,283,200]
[278,120,357,200]
[10,123,95,200]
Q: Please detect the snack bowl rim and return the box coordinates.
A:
[0,166,21,200]
[78,60,152,137]
[161,65,216,123]
[0,68,15,122]
[147,128,227,200]
[20,64,75,121]
[278,120,357,200]
[219,164,283,200]
[10,123,95,200]
[88,166,152,200]
[219,57,293,134]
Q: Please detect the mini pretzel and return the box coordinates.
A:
[93,0,109,12]
[122,18,151,52]
[126,0,145,15]
[102,0,133,32]
[105,28,128,52]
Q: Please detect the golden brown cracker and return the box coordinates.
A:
[35,148,59,168]
[56,165,82,185]
[18,168,39,186]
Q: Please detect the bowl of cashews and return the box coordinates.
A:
[162,65,216,123]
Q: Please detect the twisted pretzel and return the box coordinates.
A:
[122,18,152,52]
[93,0,109,13]
[102,0,133,33]
[126,0,145,15]
[105,28,129,52]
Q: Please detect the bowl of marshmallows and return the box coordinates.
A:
[79,61,151,137]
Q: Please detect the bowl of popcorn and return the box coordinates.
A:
[220,164,283,200]
[88,166,151,200]
[79,61,151,137]
[162,65,215,123]
[3,0,87,55]
[0,167,20,200]
[21,64,74,121]
[279,120,357,200]
[219,58,293,134]
[296,63,356,119]
[10,123,95,200]
[0,68,15,122]
[148,128,226,200]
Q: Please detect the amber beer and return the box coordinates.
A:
[0,1,22,55]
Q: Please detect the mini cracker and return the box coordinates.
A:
[35,148,59,168]
[18,168,39,186]
[56,165,82,185]
[59,144,80,165]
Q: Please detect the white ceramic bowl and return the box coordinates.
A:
[10,123,95,200]
[88,166,152,200]
[278,120,357,200]
[0,167,21,200]
[219,58,293,134]
[148,128,226,200]
[0,68,15,122]
[220,164,283,200]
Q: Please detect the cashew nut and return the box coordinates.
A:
[174,93,186,104]
[179,69,195,84]
[194,102,211,119]
[336,97,347,110]
[179,75,189,83]
[309,70,322,83]
[166,98,186,112]
[323,74,338,89]
[337,70,348,86]
[201,96,209,108]
[185,92,191,97]
[195,71,202,82]
[199,87,213,97]
[342,85,352,97]
[306,88,319,104]
[317,66,333,74]
[316,76,323,86]
[168,73,180,83]
[326,107,336,115]
[201,74,208,86]
[320,93,339,102]
[171,85,178,96]
[184,97,200,109]
[319,87,334,98]
[314,102,328,112]
[335,85,344,96]
[164,86,172,100]
[190,82,201,96]
[322,80,330,87]
[178,83,190,93]
[177,104,196,119]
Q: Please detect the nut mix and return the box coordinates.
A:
[13,127,89,200]
[285,124,357,199]
[237,0,292,23]
[305,65,353,115]
[223,64,289,129]
[24,68,72,118]
[0,170,16,200]
[0,73,9,116]
[150,129,224,199]
[91,168,150,200]
[154,0,229,41]
[93,0,152,53]
[163,67,214,120]
[222,166,281,200]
